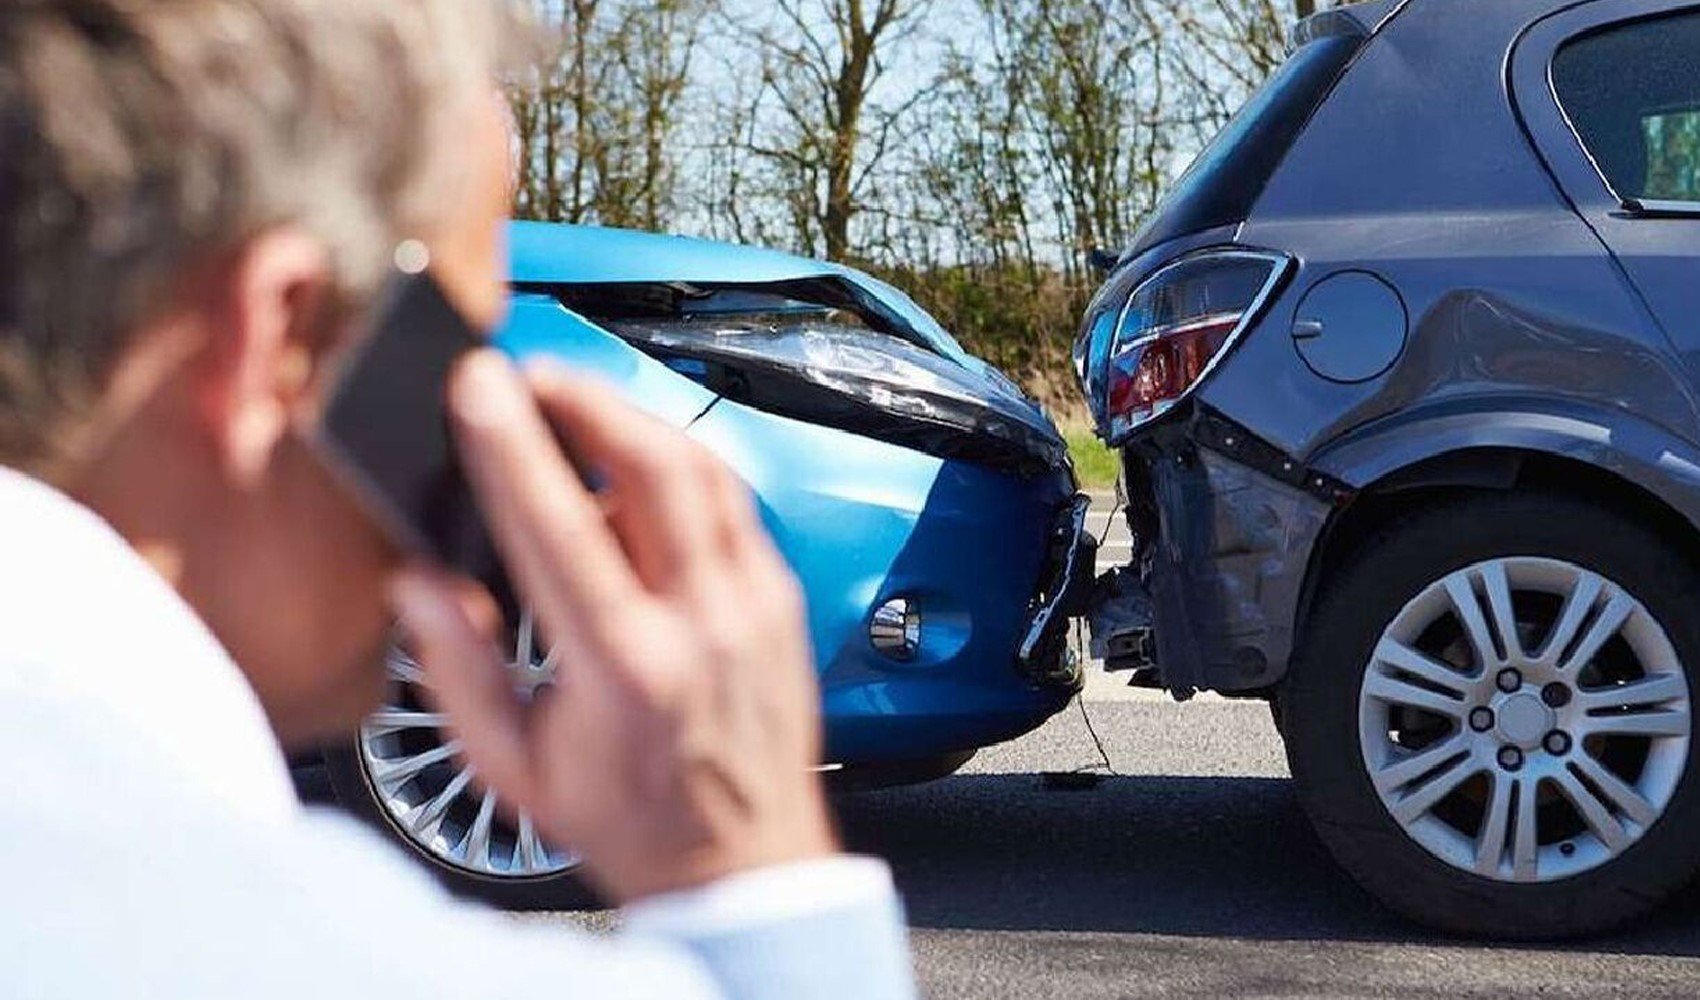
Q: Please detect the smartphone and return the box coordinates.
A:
[313,270,503,584]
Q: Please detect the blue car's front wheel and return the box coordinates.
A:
[325,618,600,910]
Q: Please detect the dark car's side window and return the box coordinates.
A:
[1553,10,1700,204]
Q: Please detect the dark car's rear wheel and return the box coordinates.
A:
[1283,493,1700,938]
[325,615,598,911]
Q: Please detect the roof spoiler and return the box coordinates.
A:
[1292,0,1407,51]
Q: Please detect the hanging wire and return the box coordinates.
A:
[1046,485,1127,788]
[1073,617,1118,778]
[1081,482,1124,775]
[1094,490,1124,549]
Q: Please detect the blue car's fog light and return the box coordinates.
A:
[870,598,921,661]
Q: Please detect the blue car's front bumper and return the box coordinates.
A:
[691,397,1083,763]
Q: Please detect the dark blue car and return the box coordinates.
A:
[1078,0,1700,937]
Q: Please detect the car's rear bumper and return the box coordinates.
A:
[1094,406,1346,695]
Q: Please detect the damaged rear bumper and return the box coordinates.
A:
[1091,407,1350,694]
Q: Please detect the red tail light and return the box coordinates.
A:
[1104,250,1290,443]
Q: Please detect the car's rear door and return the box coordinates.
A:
[1514,1,1700,375]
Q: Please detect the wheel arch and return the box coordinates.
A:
[1278,450,1700,938]
[1297,406,1700,655]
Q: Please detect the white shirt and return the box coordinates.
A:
[0,468,914,999]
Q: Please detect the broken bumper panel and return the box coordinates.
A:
[1088,566,1155,672]
[1017,493,1096,691]
[1094,407,1348,694]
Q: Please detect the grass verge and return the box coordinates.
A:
[1064,426,1119,490]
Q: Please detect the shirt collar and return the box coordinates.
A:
[0,467,300,824]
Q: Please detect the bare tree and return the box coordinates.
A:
[592,0,709,227]
[509,1,607,222]
[510,0,710,227]
[907,47,1042,280]
[506,0,1344,419]
[731,0,934,261]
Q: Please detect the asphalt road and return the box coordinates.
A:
[531,494,1700,996]
[535,695,1700,998]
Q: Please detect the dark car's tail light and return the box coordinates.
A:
[1103,249,1290,443]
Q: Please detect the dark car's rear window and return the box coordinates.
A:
[1552,10,1700,205]
[1127,30,1365,257]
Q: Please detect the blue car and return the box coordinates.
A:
[319,222,1090,904]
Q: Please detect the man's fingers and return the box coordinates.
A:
[706,452,768,563]
[448,351,639,646]
[524,365,734,596]
[389,566,537,812]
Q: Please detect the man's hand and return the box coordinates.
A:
[389,351,838,903]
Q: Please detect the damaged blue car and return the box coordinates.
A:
[320,221,1090,905]
[1079,0,1700,938]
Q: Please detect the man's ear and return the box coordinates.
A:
[195,228,331,488]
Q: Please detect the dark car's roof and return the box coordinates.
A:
[1328,0,1643,38]
[1124,0,1615,261]
[1250,0,1603,223]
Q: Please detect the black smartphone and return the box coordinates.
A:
[313,270,503,583]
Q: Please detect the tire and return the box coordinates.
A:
[1282,491,1700,939]
[324,742,600,911]
[323,614,601,912]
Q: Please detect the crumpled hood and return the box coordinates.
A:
[511,222,975,364]
[512,220,841,286]
[508,221,1070,479]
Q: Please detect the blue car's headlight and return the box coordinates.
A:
[525,281,1070,478]
[611,316,1068,477]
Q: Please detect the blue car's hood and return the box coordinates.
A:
[507,221,1068,478]
[511,222,980,365]
[513,221,839,286]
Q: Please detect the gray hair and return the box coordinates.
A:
[0,0,519,467]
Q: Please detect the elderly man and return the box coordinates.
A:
[0,2,913,997]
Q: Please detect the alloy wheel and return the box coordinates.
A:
[1359,557,1690,883]
[358,611,579,879]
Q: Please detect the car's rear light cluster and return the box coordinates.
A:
[1102,250,1290,443]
